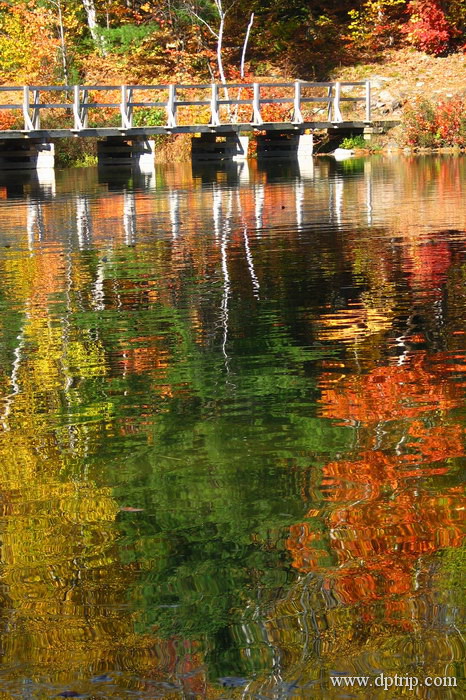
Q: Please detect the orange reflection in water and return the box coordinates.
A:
[287,350,465,630]
[319,351,463,423]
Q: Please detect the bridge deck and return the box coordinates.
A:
[0,121,371,140]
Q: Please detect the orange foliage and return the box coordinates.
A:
[119,337,170,376]
[0,110,19,130]
[30,248,66,311]
[0,2,60,85]
[404,421,464,463]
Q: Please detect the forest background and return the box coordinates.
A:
[3,1,466,150]
[1,1,466,84]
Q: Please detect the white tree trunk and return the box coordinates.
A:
[82,0,105,52]
[213,1,230,116]
[47,0,69,82]
[56,0,69,83]
[233,12,254,122]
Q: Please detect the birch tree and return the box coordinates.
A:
[186,0,232,85]
[82,0,106,53]
[183,1,254,120]
[46,0,69,83]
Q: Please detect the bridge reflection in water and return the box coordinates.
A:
[12,157,376,253]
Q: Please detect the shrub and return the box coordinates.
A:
[435,98,466,145]
[340,135,367,149]
[403,98,438,147]
[132,107,166,127]
[402,97,466,147]
[0,110,21,130]
[405,1,455,55]
[54,139,98,168]
[97,23,160,55]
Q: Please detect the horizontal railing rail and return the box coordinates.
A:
[0,81,371,131]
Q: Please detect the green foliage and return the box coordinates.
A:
[340,134,367,148]
[74,152,98,167]
[54,138,98,167]
[81,258,351,656]
[438,542,466,592]
[132,107,166,127]
[98,22,160,54]
[173,0,219,26]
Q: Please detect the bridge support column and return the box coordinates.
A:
[191,133,249,161]
[97,137,155,172]
[257,131,313,159]
[297,133,314,157]
[0,139,54,170]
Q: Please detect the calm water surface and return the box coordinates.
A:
[0,156,464,698]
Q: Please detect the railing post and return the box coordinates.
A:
[293,80,303,124]
[22,86,34,131]
[120,85,132,129]
[82,87,89,128]
[32,89,40,129]
[210,83,220,126]
[127,87,133,128]
[167,84,177,127]
[327,85,333,121]
[74,86,89,129]
[333,81,343,122]
[365,80,371,122]
[73,85,82,129]
[252,83,262,125]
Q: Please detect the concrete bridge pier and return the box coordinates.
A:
[257,131,313,159]
[97,136,155,172]
[191,132,249,161]
[0,139,54,170]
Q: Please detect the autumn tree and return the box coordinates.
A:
[405,0,456,55]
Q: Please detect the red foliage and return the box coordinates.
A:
[403,96,466,147]
[435,97,466,144]
[406,1,455,55]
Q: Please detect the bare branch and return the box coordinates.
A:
[189,8,219,38]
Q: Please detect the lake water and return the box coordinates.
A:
[0,155,464,698]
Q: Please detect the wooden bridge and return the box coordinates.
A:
[0,81,374,169]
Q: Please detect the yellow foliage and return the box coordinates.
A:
[0,5,59,83]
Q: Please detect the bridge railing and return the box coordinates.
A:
[0,81,371,131]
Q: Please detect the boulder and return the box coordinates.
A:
[369,75,392,89]
[378,89,395,103]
